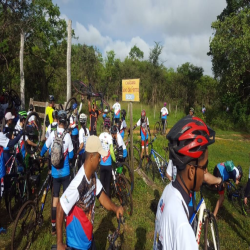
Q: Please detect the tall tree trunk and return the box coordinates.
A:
[20,32,25,108]
[67,20,72,101]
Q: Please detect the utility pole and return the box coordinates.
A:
[67,20,72,101]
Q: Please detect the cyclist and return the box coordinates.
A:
[45,95,55,131]
[213,161,243,218]
[77,113,90,168]
[244,168,250,205]
[15,111,38,159]
[40,110,74,235]
[119,109,127,139]
[153,116,215,250]
[160,102,168,133]
[3,112,15,168]
[133,110,150,159]
[69,103,79,164]
[88,98,101,136]
[112,97,121,126]
[202,105,206,114]
[45,110,58,140]
[99,118,116,198]
[189,107,194,116]
[56,136,123,250]
[111,125,127,174]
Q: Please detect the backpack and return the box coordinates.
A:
[224,160,234,172]
[51,130,68,169]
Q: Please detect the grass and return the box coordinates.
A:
[1,102,250,249]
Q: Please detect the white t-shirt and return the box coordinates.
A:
[153,183,198,250]
[79,127,90,147]
[15,123,28,143]
[112,102,121,117]
[120,120,127,130]
[45,122,57,139]
[0,132,9,148]
[166,160,177,181]
[161,107,169,116]
[116,132,126,150]
[45,127,73,154]
[99,132,113,165]
[27,111,35,123]
[136,117,149,128]
[60,166,103,216]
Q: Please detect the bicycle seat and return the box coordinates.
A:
[29,174,40,184]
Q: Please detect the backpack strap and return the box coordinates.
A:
[54,130,58,138]
[61,130,68,140]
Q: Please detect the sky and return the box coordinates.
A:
[53,0,227,76]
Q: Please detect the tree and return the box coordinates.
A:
[149,42,163,67]
[129,45,144,60]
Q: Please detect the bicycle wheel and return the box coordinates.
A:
[132,145,141,171]
[116,174,133,216]
[118,162,134,193]
[154,122,161,134]
[24,112,42,155]
[72,80,90,95]
[8,176,29,221]
[204,213,220,250]
[65,97,78,114]
[11,200,37,250]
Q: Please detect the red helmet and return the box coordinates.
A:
[141,110,146,118]
[167,116,215,170]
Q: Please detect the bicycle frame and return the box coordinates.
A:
[189,197,218,250]
[150,149,167,181]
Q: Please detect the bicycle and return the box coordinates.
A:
[113,143,134,193]
[154,118,168,135]
[226,181,250,216]
[72,80,110,112]
[110,163,133,216]
[143,136,170,183]
[125,134,141,171]
[107,215,125,250]
[189,185,220,250]
[11,157,52,250]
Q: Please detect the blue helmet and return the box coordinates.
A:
[72,103,78,110]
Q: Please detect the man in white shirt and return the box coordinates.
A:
[154,116,215,250]
[56,136,123,250]
[112,98,121,126]
[160,102,168,134]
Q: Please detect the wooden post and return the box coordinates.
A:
[154,104,156,119]
[20,32,25,109]
[130,102,133,171]
[128,103,129,114]
[42,101,48,140]
[67,20,72,102]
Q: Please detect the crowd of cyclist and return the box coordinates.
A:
[0,94,250,250]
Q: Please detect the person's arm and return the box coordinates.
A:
[77,143,84,155]
[204,172,222,185]
[56,202,67,250]
[27,139,37,147]
[98,191,124,219]
[7,131,23,147]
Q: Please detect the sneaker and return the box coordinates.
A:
[51,225,56,235]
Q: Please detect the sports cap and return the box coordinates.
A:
[5,112,15,120]
[85,136,108,157]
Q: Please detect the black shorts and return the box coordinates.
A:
[53,175,71,197]
[115,118,120,124]
[90,130,97,136]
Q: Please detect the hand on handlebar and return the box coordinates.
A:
[244,197,248,205]
[116,206,124,220]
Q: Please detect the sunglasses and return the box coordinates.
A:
[189,160,208,171]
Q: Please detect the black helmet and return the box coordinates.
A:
[49,95,55,102]
[167,116,215,170]
[58,110,67,123]
[237,165,243,181]
[111,125,119,134]
[121,109,126,117]
[52,110,58,119]
[18,110,27,120]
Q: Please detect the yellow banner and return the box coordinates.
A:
[122,79,140,102]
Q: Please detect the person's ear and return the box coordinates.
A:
[187,165,195,181]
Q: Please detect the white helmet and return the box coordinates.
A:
[104,108,108,113]
[79,113,87,123]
